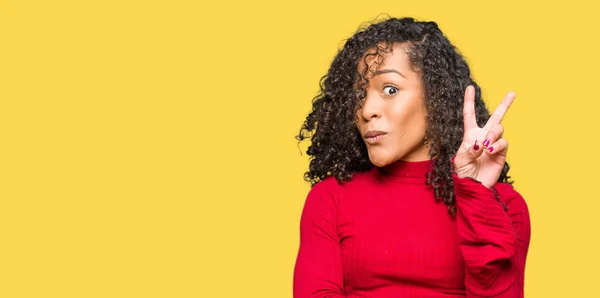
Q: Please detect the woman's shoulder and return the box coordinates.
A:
[494,182,529,213]
[302,170,377,216]
[307,168,378,198]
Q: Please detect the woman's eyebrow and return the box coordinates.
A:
[372,69,405,78]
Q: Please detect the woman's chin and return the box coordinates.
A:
[368,154,394,167]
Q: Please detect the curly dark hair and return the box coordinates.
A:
[296,17,513,214]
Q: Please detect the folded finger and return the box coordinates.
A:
[483,123,504,148]
[486,138,508,155]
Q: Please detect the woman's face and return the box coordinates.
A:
[355,43,429,167]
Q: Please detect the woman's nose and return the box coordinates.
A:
[360,94,382,121]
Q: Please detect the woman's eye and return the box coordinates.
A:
[383,85,397,96]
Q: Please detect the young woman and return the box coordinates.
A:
[294,17,531,298]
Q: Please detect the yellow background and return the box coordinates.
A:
[1,0,598,297]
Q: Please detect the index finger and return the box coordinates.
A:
[484,91,516,130]
[463,85,478,131]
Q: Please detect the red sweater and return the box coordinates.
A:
[293,159,531,297]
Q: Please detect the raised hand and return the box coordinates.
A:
[453,86,516,188]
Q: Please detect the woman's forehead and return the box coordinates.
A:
[357,43,411,75]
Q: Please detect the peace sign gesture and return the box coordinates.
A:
[453,86,516,188]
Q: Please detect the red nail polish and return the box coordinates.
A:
[488,146,494,153]
[483,140,490,147]
[473,141,479,151]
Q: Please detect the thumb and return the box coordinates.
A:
[455,140,484,168]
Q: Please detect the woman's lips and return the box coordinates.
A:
[364,130,387,144]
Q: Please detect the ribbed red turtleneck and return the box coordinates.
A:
[293,159,530,297]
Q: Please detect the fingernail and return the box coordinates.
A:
[473,141,479,151]
[488,146,494,153]
[483,139,490,147]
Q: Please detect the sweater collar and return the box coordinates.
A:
[376,159,434,182]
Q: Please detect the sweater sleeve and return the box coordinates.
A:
[453,174,531,298]
[293,180,347,298]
